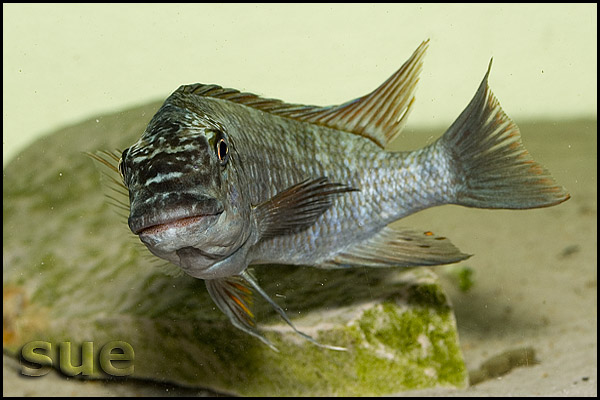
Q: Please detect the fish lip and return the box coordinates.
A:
[135,212,222,236]
[128,199,224,235]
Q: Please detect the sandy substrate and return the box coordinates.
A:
[3,118,596,396]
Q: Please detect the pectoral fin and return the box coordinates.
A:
[253,177,357,240]
[321,226,471,269]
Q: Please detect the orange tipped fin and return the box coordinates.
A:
[322,226,470,269]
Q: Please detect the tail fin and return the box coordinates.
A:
[439,60,569,209]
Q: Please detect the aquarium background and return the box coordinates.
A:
[3,3,596,165]
[3,4,597,397]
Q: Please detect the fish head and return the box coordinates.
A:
[119,101,252,279]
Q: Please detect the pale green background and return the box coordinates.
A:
[3,3,597,165]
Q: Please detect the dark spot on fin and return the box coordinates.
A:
[253,176,358,240]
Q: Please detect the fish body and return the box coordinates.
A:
[113,40,569,350]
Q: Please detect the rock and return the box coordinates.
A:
[3,102,468,396]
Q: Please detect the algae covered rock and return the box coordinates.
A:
[3,102,467,396]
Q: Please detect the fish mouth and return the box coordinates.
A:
[128,195,224,235]
[137,213,222,236]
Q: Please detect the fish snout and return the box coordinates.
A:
[128,192,223,235]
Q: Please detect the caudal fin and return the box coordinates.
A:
[440,60,570,209]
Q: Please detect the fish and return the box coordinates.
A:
[96,39,569,351]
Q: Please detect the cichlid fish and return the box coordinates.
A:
[101,40,569,351]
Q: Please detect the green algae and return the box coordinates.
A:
[444,264,475,292]
[351,301,466,393]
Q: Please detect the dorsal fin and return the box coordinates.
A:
[174,40,429,148]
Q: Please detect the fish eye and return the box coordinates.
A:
[216,136,229,166]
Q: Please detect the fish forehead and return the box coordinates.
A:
[126,104,221,191]
[131,104,215,156]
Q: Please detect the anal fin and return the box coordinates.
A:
[322,226,471,269]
